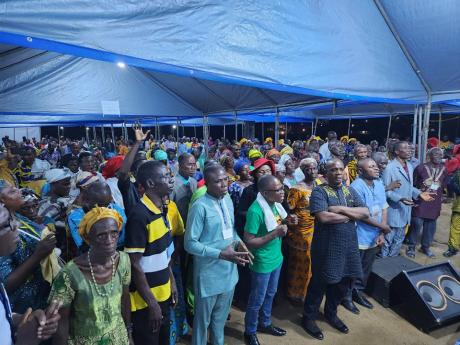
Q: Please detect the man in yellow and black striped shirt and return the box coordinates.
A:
[125,161,179,345]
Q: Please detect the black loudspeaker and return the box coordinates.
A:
[365,256,421,307]
[390,261,460,332]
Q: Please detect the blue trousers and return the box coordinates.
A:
[244,264,282,335]
[381,226,406,257]
[193,289,234,345]
[407,217,437,251]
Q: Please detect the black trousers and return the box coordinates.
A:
[303,274,353,320]
[343,246,379,301]
[132,299,171,345]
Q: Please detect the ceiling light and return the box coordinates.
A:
[117,62,126,68]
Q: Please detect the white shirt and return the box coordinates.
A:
[0,293,12,345]
[319,142,331,163]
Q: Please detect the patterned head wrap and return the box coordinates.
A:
[248,149,263,160]
[76,171,99,189]
[44,169,71,184]
[78,206,123,244]
[265,149,280,159]
[279,146,293,156]
[102,155,125,179]
[154,150,167,161]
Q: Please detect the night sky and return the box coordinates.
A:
[42,114,460,144]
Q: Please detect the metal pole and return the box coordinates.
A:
[311,121,314,136]
[86,127,90,144]
[176,118,179,142]
[412,105,418,147]
[223,124,226,140]
[57,126,60,140]
[386,115,392,147]
[262,121,265,141]
[92,126,97,144]
[203,115,209,157]
[417,106,423,161]
[438,110,442,147]
[313,117,318,136]
[101,125,105,143]
[111,123,115,144]
[194,125,196,139]
[285,121,288,141]
[234,111,238,141]
[347,117,352,137]
[274,108,280,148]
[421,96,432,163]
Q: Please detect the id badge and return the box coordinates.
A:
[222,226,233,240]
[371,205,380,219]
[430,183,439,191]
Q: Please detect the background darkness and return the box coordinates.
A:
[42,115,460,144]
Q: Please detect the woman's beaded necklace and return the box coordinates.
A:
[87,249,115,297]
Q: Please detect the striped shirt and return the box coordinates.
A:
[125,194,181,311]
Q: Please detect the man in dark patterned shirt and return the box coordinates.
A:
[301,159,369,341]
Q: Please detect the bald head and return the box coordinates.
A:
[257,174,279,192]
[83,181,112,210]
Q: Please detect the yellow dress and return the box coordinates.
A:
[286,180,321,300]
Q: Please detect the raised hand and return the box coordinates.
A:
[132,123,150,143]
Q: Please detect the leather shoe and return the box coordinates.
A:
[341,300,360,314]
[443,248,458,257]
[325,315,349,334]
[419,247,435,258]
[244,333,260,345]
[352,290,373,309]
[257,324,286,336]
[301,317,324,340]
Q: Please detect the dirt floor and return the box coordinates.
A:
[179,203,460,345]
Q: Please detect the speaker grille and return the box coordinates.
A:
[439,275,460,304]
[416,280,447,311]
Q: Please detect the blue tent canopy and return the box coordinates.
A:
[0,1,459,125]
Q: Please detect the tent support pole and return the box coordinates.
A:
[421,95,432,163]
[347,117,352,137]
[234,111,238,141]
[203,115,209,157]
[417,106,423,161]
[194,125,196,139]
[101,126,105,142]
[176,118,179,142]
[412,105,418,147]
[262,122,264,141]
[438,110,442,147]
[57,126,60,140]
[223,124,226,141]
[285,121,288,141]
[92,127,97,144]
[85,127,89,144]
[386,115,392,148]
[313,117,318,136]
[274,108,280,148]
[111,124,115,144]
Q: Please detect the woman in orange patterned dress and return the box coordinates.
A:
[286,157,322,304]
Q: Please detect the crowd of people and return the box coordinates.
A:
[0,126,458,345]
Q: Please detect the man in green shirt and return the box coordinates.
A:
[243,175,295,345]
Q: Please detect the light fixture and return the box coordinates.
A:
[59,126,64,130]
[302,128,306,132]
[116,62,126,69]
[172,125,177,129]
[86,127,90,130]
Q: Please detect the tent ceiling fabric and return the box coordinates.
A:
[0,0,433,103]
[379,0,460,100]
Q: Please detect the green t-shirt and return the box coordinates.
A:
[244,201,283,273]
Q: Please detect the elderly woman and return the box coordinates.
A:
[220,155,237,186]
[50,206,132,345]
[0,180,56,313]
[279,154,297,188]
[286,158,322,304]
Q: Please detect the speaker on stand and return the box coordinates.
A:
[390,261,460,332]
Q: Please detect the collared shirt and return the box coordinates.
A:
[171,174,197,225]
[125,195,181,311]
[319,142,331,162]
[184,193,239,298]
[350,178,388,249]
[0,284,13,345]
